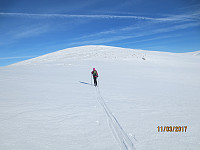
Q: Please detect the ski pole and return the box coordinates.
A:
[91,74,92,85]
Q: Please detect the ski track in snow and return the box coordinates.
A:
[95,87,136,150]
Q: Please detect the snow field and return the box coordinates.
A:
[0,45,200,150]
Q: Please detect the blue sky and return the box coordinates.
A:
[0,0,200,66]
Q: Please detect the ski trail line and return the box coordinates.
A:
[95,87,136,150]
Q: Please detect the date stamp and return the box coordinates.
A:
[157,126,187,132]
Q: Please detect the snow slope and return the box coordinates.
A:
[186,50,200,56]
[0,45,200,150]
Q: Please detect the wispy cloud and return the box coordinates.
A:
[1,10,199,51]
[151,22,200,34]
[1,10,200,22]
[157,10,200,22]
[122,34,182,45]
[70,21,200,46]
[69,35,134,46]
[63,9,200,41]
[0,12,155,20]
[0,25,50,46]
[75,25,142,40]
[0,56,36,60]
[13,25,49,39]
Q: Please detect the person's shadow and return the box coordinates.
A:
[79,81,93,86]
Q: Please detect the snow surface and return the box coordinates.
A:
[0,45,200,150]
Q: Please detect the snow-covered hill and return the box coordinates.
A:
[12,45,189,66]
[0,45,200,150]
[11,45,146,65]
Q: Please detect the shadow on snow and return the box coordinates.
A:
[79,81,93,86]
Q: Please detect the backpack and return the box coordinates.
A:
[93,70,98,77]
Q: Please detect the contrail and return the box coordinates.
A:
[0,12,155,20]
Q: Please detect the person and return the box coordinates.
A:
[91,68,98,86]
